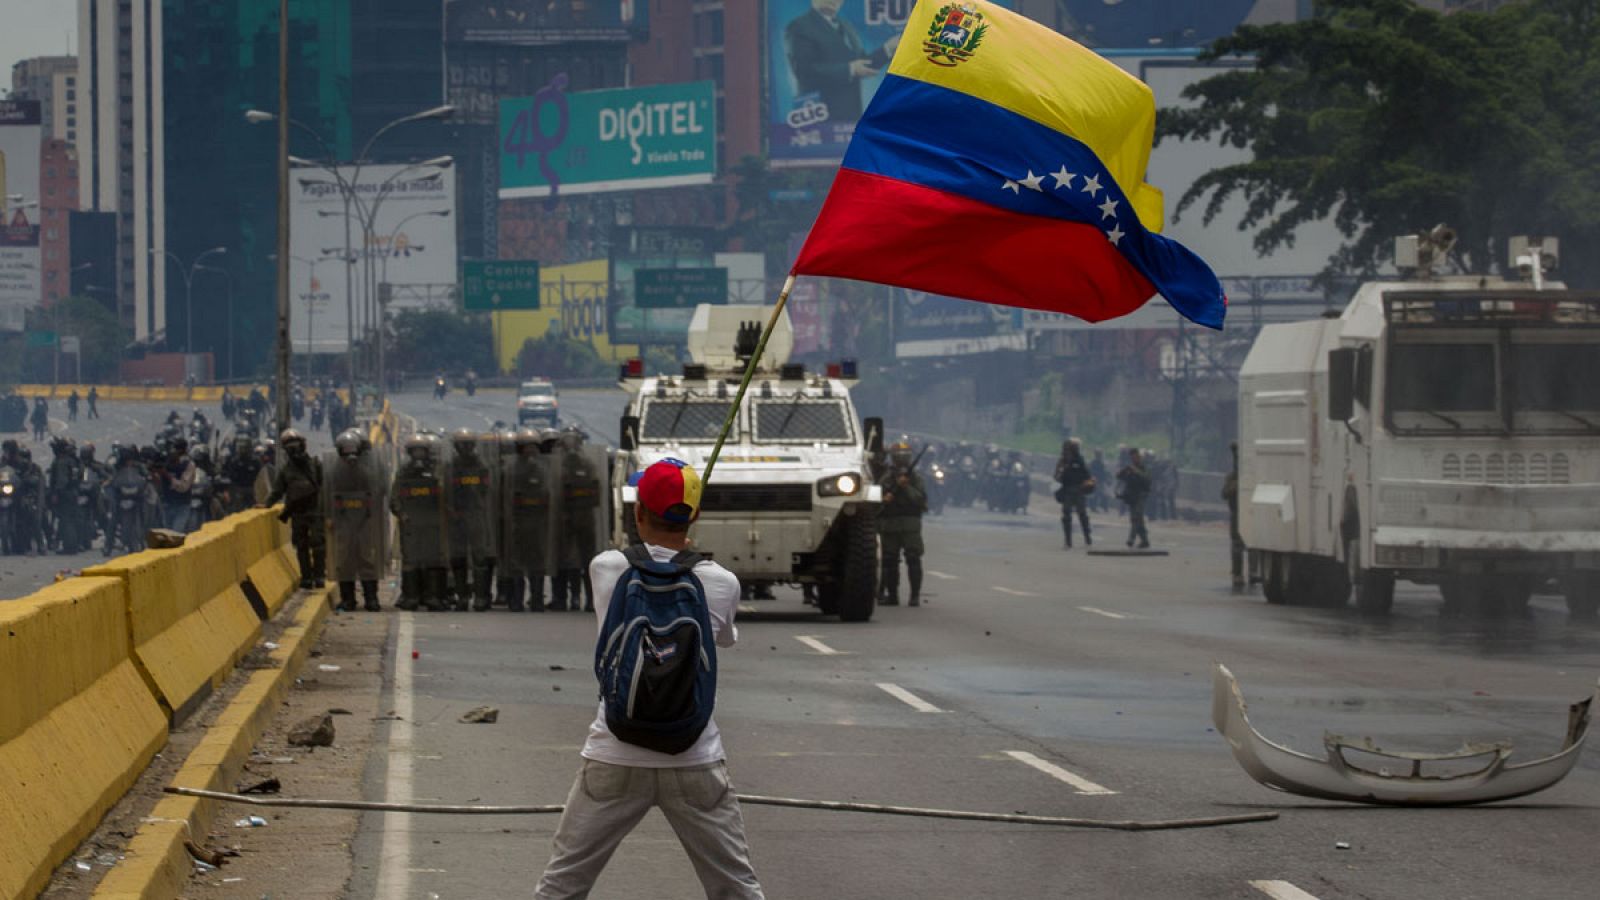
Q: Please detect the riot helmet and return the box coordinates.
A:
[451,426,479,457]
[80,442,97,463]
[514,428,542,456]
[279,428,308,458]
[889,439,913,469]
[335,430,364,458]
[558,425,584,452]
[404,434,432,465]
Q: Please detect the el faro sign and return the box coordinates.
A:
[500,80,717,199]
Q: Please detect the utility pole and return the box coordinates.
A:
[274,0,292,432]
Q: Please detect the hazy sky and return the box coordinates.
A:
[1,1,78,93]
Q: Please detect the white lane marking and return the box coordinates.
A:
[794,635,845,655]
[1248,881,1322,900]
[876,682,945,713]
[926,570,959,581]
[1003,750,1118,796]
[992,586,1039,597]
[1077,606,1127,620]
[375,614,417,900]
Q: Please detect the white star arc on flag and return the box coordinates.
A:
[1051,166,1074,189]
[1098,198,1120,220]
[1106,224,1126,246]
[1080,173,1102,197]
[1019,170,1044,192]
[1001,179,1020,194]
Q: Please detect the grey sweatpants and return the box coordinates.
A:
[534,759,765,900]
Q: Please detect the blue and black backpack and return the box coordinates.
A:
[594,545,718,754]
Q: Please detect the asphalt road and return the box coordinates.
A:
[330,398,1600,900]
[18,389,1600,898]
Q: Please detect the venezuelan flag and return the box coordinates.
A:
[791,1,1225,329]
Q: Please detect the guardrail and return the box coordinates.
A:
[0,508,302,899]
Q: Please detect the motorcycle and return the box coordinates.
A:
[983,457,1007,511]
[926,462,948,515]
[433,377,448,400]
[951,454,979,507]
[107,473,148,556]
[1006,459,1031,514]
[465,372,478,397]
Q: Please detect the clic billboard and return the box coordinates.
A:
[0,100,42,332]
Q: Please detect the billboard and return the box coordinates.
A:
[1056,0,1266,49]
[0,100,42,332]
[766,0,1011,167]
[491,259,638,373]
[499,81,716,199]
[289,163,458,354]
[445,0,648,46]
[892,288,1025,358]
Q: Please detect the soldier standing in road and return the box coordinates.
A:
[47,438,86,553]
[67,390,80,422]
[878,440,926,607]
[390,435,450,611]
[14,447,47,554]
[444,428,497,611]
[551,427,601,612]
[1117,448,1152,549]
[86,386,100,419]
[328,430,386,612]
[1053,439,1094,549]
[499,429,552,612]
[263,429,326,589]
[30,398,49,442]
[1223,441,1245,589]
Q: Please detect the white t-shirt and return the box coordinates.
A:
[580,543,741,768]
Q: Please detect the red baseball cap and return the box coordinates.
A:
[631,458,703,524]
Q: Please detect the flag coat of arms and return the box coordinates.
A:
[791,0,1226,329]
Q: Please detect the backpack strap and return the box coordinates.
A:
[623,544,704,575]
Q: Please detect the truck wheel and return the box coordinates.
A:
[834,507,879,622]
[1262,552,1288,605]
[1565,574,1600,619]
[1346,539,1392,613]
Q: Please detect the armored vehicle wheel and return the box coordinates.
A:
[1566,574,1600,619]
[1262,552,1289,605]
[833,506,879,622]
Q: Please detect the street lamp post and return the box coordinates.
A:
[195,264,233,382]
[374,208,451,400]
[247,104,454,394]
[151,246,227,375]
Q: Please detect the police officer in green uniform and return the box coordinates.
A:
[262,429,326,589]
[390,435,449,611]
[499,429,552,612]
[327,430,387,612]
[444,428,497,611]
[550,427,600,612]
[878,440,926,607]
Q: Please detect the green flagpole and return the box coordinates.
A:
[702,274,796,484]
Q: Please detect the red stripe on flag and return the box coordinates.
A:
[793,169,1157,324]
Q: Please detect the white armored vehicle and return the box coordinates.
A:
[613,304,885,621]
[1238,232,1600,618]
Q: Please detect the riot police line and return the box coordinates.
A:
[277,423,609,614]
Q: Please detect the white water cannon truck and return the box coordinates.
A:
[612,304,885,621]
[1238,230,1600,618]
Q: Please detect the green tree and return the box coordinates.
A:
[21,295,130,383]
[1158,0,1600,285]
[389,309,496,376]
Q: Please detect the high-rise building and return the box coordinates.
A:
[78,0,163,342]
[10,56,80,144]
[39,139,80,304]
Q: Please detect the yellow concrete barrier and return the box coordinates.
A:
[236,509,299,617]
[83,519,263,722]
[0,578,168,900]
[92,590,331,900]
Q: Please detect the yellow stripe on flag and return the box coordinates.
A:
[886,0,1165,231]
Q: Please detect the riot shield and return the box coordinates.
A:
[498,440,557,610]
[389,441,450,571]
[443,435,499,567]
[548,442,611,611]
[324,448,390,582]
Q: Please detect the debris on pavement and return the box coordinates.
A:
[460,705,500,724]
[287,713,336,748]
[186,840,229,867]
[239,777,282,795]
[233,816,269,828]
[1212,663,1597,806]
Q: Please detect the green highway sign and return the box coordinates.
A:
[462,260,541,311]
[634,267,728,309]
[26,330,56,347]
